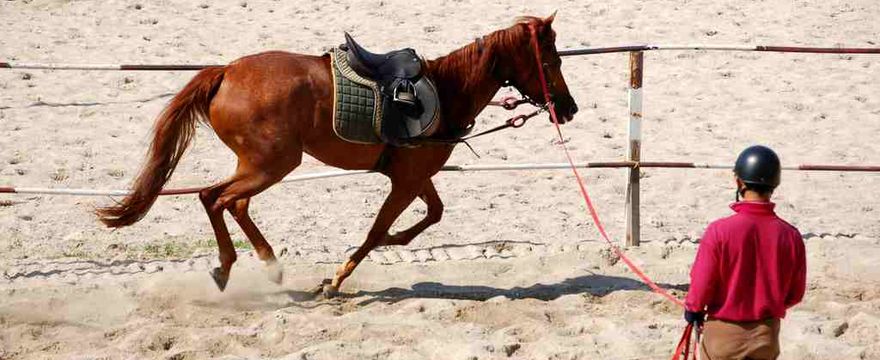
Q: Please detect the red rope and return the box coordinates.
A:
[528,24,683,307]
[528,23,696,360]
[670,324,693,360]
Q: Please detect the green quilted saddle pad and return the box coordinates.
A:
[330,48,382,144]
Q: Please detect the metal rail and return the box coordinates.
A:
[2,162,877,197]
[3,44,878,71]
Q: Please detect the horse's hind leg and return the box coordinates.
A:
[199,180,238,291]
[229,198,282,284]
[200,166,292,290]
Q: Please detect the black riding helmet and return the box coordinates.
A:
[734,145,781,198]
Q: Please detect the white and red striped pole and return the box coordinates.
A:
[625,52,644,247]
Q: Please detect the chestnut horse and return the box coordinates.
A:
[97,15,578,296]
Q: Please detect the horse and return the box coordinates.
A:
[96,14,578,297]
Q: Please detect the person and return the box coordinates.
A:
[684,145,807,360]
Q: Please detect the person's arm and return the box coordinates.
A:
[685,224,721,312]
[785,234,807,308]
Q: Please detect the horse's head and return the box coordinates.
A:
[493,14,578,123]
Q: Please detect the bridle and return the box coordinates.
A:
[476,28,555,110]
[419,23,558,154]
[461,23,559,140]
[526,22,559,120]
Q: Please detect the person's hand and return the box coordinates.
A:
[684,310,705,327]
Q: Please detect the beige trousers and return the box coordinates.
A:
[700,318,781,360]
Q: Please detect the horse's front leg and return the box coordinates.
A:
[320,180,423,297]
[379,179,443,246]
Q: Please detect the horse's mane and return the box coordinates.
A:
[428,17,544,92]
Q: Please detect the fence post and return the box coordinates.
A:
[625,51,644,247]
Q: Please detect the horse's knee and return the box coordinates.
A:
[210,195,236,214]
[199,187,229,212]
[198,188,216,208]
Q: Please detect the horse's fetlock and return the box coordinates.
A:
[428,208,443,224]
[219,252,237,265]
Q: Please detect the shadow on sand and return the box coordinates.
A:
[186,272,688,310]
[348,272,689,306]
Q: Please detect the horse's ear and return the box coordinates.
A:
[544,11,557,26]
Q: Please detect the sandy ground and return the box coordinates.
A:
[2,238,879,359]
[1,0,879,359]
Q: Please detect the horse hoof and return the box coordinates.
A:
[266,261,283,285]
[210,267,229,291]
[322,284,339,299]
[308,279,332,295]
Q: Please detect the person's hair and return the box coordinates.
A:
[740,183,774,197]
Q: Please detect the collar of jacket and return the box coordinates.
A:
[729,201,777,216]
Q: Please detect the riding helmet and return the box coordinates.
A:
[734,145,781,188]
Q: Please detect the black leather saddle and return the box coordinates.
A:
[344,33,422,82]
[341,33,440,145]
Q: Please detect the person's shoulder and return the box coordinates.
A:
[707,213,739,229]
[702,215,736,243]
[775,216,803,239]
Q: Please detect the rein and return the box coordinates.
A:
[463,97,546,140]
[415,92,544,156]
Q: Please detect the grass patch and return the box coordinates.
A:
[139,238,252,259]
[232,239,253,250]
[142,242,193,258]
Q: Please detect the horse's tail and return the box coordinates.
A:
[96,66,225,228]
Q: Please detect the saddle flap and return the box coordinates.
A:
[380,76,440,142]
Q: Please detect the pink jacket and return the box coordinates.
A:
[685,201,806,321]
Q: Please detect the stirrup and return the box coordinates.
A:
[395,91,417,106]
[392,81,418,106]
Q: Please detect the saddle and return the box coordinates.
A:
[339,33,440,145]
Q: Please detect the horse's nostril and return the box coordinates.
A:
[570,103,579,115]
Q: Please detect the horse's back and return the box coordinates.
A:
[228,50,326,70]
[221,50,330,100]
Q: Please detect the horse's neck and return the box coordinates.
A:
[426,50,501,130]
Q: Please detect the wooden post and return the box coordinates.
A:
[625,51,643,247]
